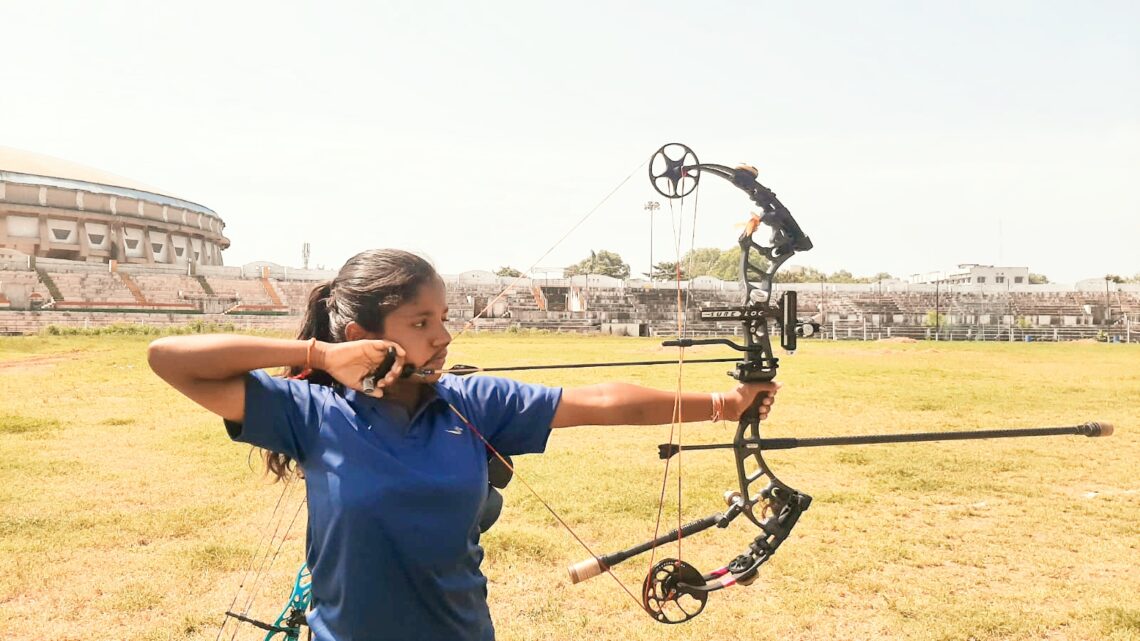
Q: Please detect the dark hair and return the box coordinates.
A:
[264,248,440,480]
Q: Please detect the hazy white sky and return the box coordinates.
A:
[2,1,1136,283]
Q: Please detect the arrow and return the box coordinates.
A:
[361,351,744,392]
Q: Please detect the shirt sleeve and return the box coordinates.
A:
[449,375,561,457]
[223,369,327,463]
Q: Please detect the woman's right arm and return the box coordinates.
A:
[148,335,313,423]
[147,335,405,422]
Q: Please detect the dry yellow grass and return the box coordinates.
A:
[1,333,1137,641]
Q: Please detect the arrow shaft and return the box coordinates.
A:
[418,356,742,377]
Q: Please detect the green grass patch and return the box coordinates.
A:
[0,334,1136,640]
[0,413,60,434]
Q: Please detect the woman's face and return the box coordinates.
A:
[377,279,452,378]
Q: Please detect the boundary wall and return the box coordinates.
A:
[1,257,1137,342]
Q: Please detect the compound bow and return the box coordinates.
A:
[562,143,1112,624]
[563,142,817,622]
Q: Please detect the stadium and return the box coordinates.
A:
[1,148,1138,341]
[0,146,227,266]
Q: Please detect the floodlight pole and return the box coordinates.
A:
[1007,279,1014,343]
[935,278,940,341]
[644,201,660,280]
[1105,276,1112,328]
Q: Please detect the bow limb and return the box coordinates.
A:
[223,564,310,641]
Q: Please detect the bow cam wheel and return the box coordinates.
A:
[641,558,707,623]
[649,143,700,199]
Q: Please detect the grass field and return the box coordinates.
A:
[1,332,1137,641]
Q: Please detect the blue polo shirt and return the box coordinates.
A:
[227,370,561,641]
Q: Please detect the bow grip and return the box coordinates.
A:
[739,387,771,422]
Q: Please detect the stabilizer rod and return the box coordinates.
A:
[567,512,725,584]
[659,422,1114,459]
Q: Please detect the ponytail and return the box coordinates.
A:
[267,281,335,481]
[288,281,337,385]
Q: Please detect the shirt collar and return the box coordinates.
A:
[345,385,446,435]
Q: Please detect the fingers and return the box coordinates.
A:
[370,342,406,393]
[726,381,782,421]
[759,382,780,419]
[757,393,776,420]
[358,341,406,398]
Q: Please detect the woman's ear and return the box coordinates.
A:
[344,321,370,342]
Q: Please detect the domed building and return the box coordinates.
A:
[0,147,229,265]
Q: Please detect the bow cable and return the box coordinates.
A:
[443,402,649,612]
[217,468,308,640]
[451,159,648,342]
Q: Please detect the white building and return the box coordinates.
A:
[909,264,1030,286]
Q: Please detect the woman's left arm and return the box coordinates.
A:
[551,382,779,428]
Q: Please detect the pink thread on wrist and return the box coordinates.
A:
[710,392,724,422]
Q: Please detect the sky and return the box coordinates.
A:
[1,1,1136,284]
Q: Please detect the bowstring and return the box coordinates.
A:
[419,159,665,615]
[645,179,701,580]
[217,468,308,641]
[435,157,701,617]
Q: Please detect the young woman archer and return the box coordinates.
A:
[148,248,778,641]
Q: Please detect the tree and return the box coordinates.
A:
[495,266,524,278]
[564,250,630,279]
[628,243,896,284]
[1028,273,1049,284]
[924,310,947,327]
[676,246,759,281]
[709,247,745,280]
[645,261,686,281]
[678,248,725,279]
[826,270,857,283]
[776,265,826,283]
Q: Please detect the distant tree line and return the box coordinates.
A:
[489,247,1131,285]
